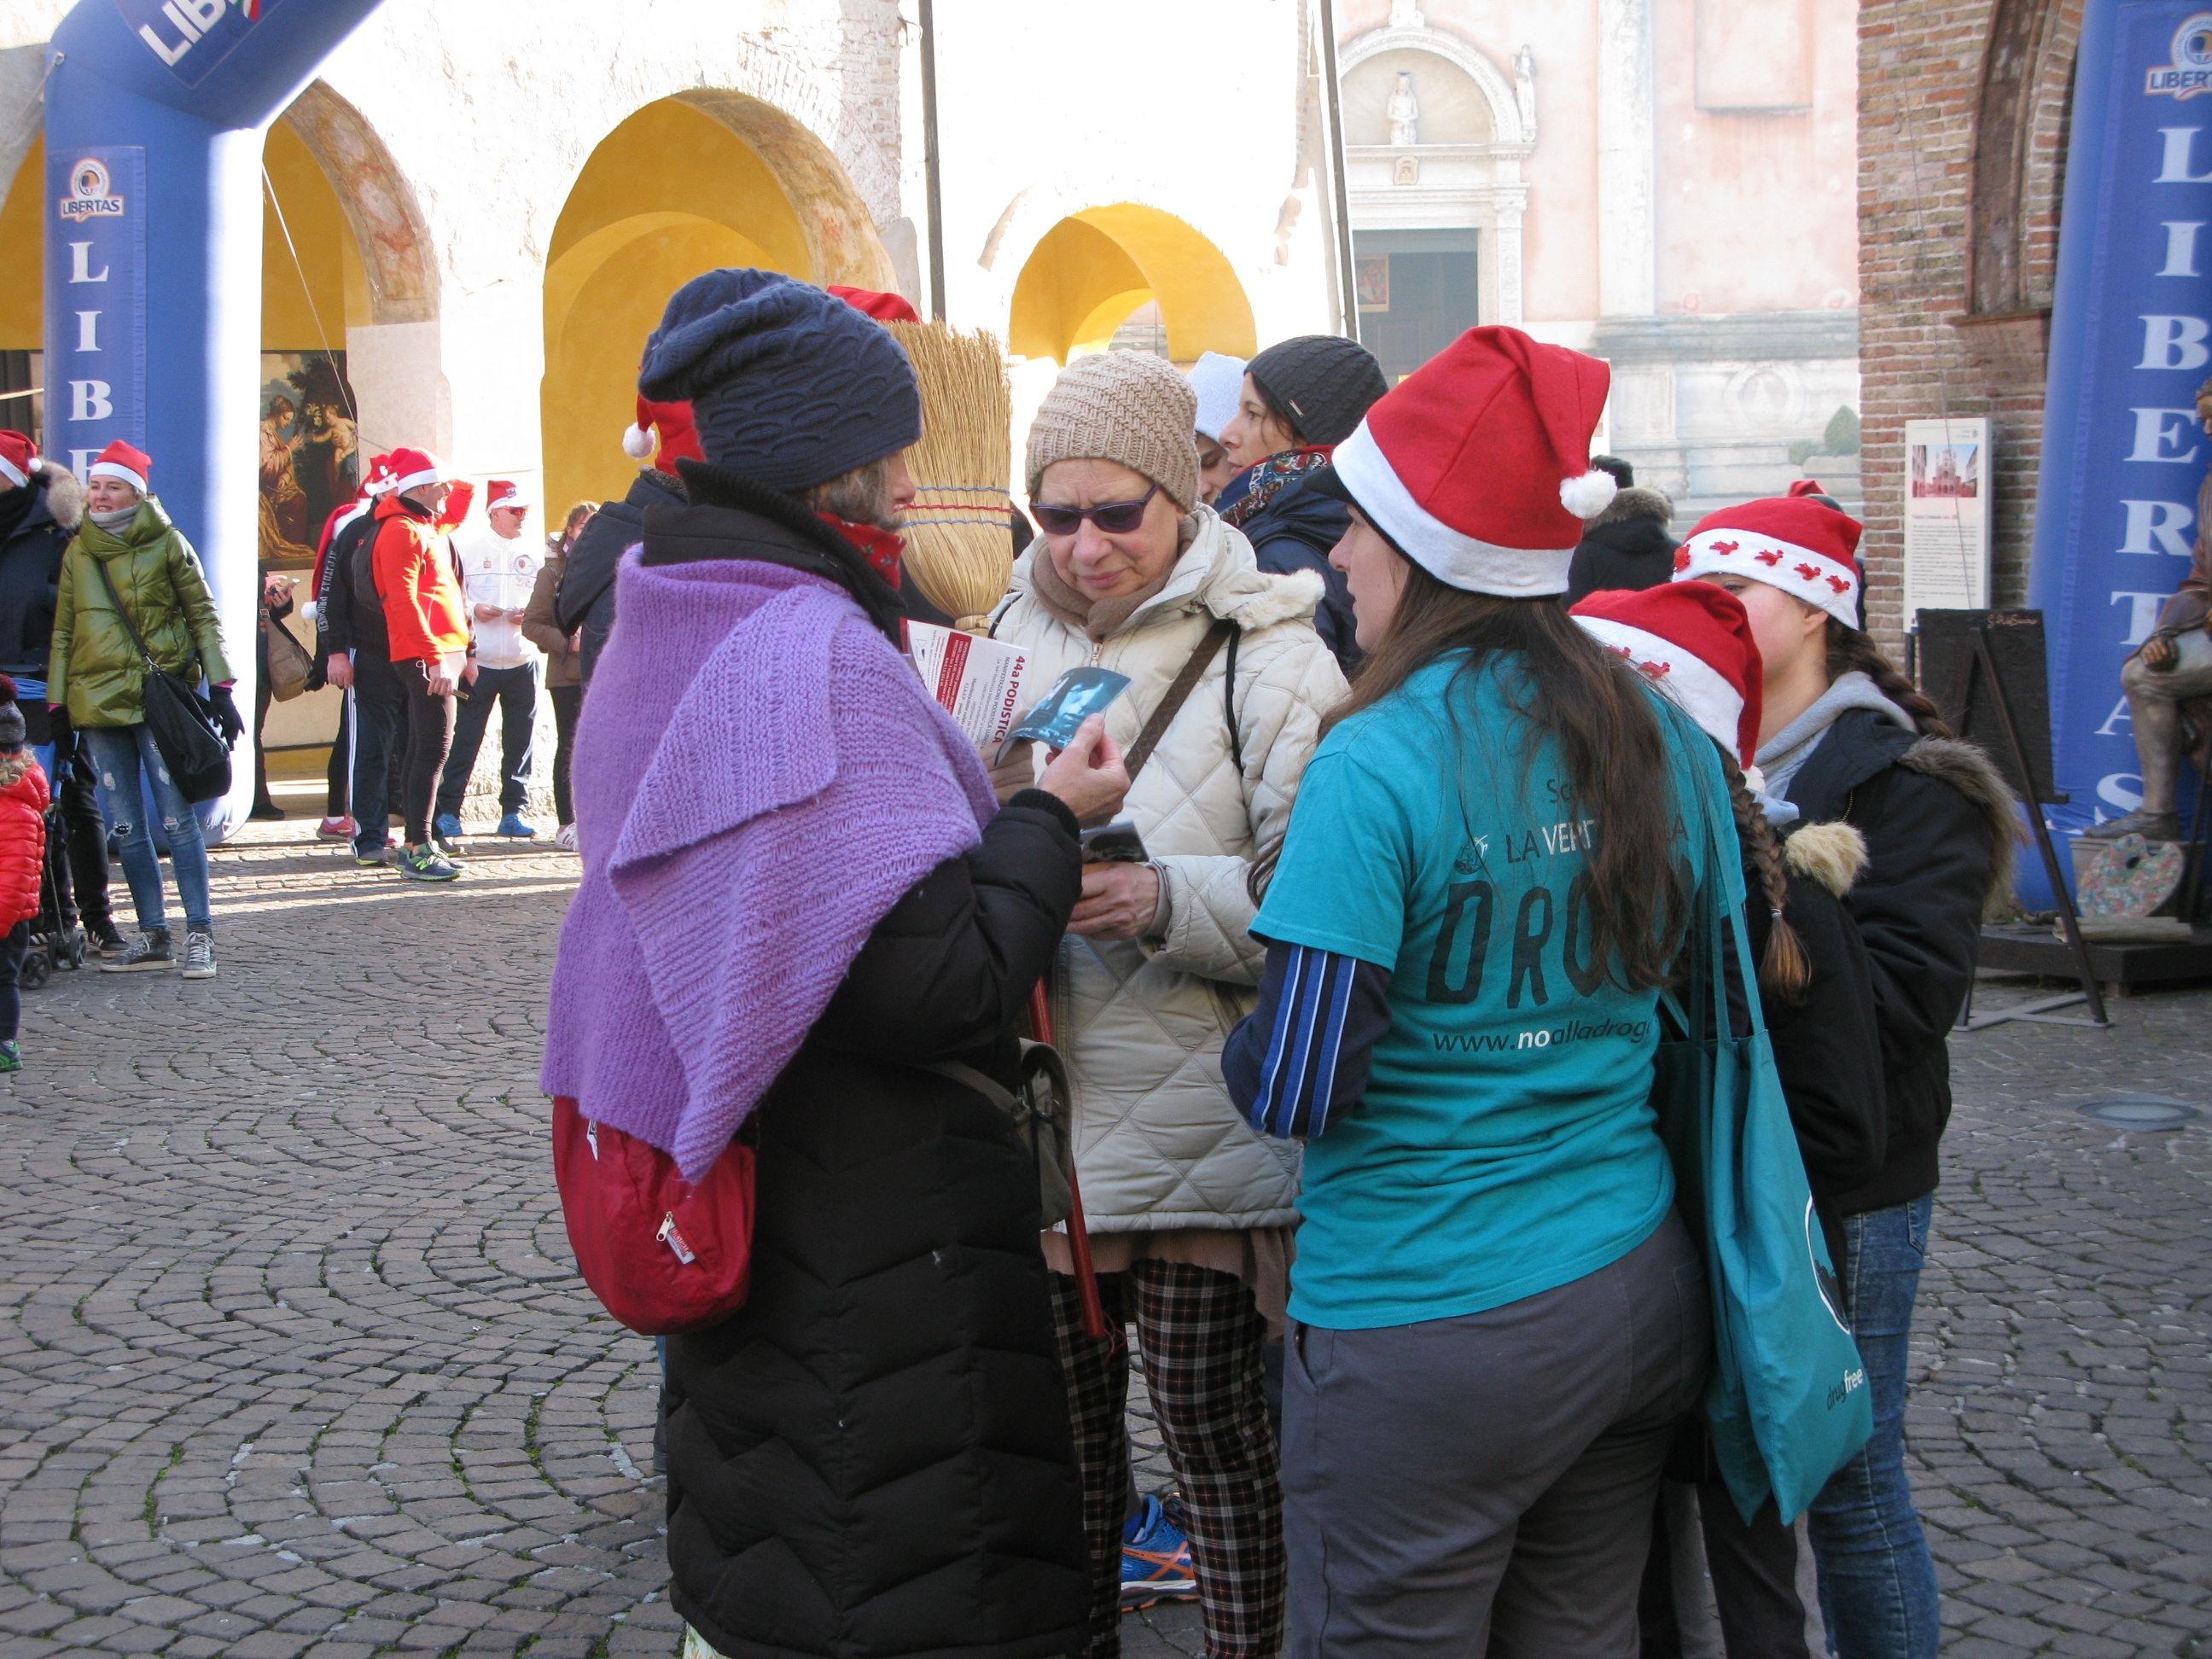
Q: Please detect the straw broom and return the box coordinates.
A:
[885,321,1016,632]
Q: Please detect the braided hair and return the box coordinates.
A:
[1823,621,1952,738]
[1716,742,1811,1004]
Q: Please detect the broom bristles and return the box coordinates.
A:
[886,321,1016,632]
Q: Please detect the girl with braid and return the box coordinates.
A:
[1676,496,2017,1659]
[1572,582,1885,1658]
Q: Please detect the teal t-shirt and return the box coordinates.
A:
[1254,652,1734,1330]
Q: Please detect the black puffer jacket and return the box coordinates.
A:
[1564,486,1678,603]
[0,466,82,677]
[557,469,685,685]
[647,469,1091,1659]
[1236,473,1359,672]
[1779,707,2017,1215]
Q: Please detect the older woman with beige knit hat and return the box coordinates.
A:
[994,350,1348,1659]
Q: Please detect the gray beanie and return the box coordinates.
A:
[1247,335,1389,446]
[1026,352,1200,512]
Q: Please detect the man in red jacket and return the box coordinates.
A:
[370,448,473,881]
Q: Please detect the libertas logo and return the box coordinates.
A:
[57,159,123,222]
[2148,12,2212,98]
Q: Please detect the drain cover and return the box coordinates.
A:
[2075,1095,2203,1130]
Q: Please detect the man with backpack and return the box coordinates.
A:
[317,456,409,868]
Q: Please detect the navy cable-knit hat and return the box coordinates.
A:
[1247,335,1390,446]
[637,270,923,491]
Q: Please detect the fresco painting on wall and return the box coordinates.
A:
[258,352,358,567]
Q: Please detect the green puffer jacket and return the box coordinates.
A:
[49,498,233,728]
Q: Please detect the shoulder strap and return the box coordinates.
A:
[90,556,157,669]
[1125,617,1236,783]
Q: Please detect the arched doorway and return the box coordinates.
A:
[1007,204,1256,366]
[542,95,894,514]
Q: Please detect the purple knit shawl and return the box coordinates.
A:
[540,548,997,1179]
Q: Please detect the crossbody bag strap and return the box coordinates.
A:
[1124,616,1236,783]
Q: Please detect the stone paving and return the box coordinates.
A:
[0,818,2209,1656]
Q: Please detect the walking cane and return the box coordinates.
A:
[1030,981,1110,1342]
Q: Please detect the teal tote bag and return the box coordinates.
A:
[1654,787,1874,1524]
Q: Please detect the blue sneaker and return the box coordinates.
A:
[433,812,465,855]
[497,812,539,839]
[1120,1493,1197,1610]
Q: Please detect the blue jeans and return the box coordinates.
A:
[435,661,537,819]
[1807,1195,1941,1658]
[82,722,213,933]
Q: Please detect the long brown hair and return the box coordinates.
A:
[1717,742,1811,1004]
[1320,559,1692,992]
[1824,620,1951,737]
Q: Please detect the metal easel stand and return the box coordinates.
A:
[1955,626,2111,1033]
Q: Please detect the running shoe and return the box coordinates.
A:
[497,812,539,839]
[354,844,390,868]
[434,812,465,856]
[554,823,578,853]
[0,1041,21,1073]
[398,844,463,882]
[1120,1493,1198,1610]
[317,815,358,842]
[102,928,173,972]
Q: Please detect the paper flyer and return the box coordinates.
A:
[906,621,1031,748]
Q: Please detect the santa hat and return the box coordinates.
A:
[1570,581,1764,766]
[0,432,39,489]
[362,452,396,495]
[484,479,534,514]
[87,440,150,494]
[386,447,453,495]
[621,392,704,471]
[827,284,922,323]
[1673,495,1865,628]
[1327,325,1616,597]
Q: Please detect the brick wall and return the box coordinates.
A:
[1857,0,2081,652]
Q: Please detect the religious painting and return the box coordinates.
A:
[258,352,360,566]
[1356,254,1392,313]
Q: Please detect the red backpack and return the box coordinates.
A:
[550,1097,757,1336]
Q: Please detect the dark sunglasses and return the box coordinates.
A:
[1033,482,1161,537]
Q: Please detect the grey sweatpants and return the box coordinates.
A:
[1283,1211,1709,1659]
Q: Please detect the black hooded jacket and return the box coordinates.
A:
[1779,708,2017,1215]
[1236,474,1359,672]
[0,467,82,677]
[556,468,687,685]
[1565,486,1679,603]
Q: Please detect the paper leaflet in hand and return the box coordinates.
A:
[905,621,1032,748]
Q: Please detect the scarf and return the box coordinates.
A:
[1025,514,1199,640]
[820,514,904,588]
[1756,670,1917,797]
[1220,446,1335,529]
[541,545,997,1179]
[89,504,137,533]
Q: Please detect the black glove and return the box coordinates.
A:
[44,704,68,754]
[208,683,243,747]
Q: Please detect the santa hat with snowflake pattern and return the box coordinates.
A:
[1673,495,1865,628]
[1569,581,1764,766]
[1326,325,1618,597]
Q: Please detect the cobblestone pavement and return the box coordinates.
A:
[3,821,2212,1657]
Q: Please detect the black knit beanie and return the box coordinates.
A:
[637,270,923,491]
[1246,335,1390,446]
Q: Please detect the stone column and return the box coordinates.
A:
[1596,0,1656,317]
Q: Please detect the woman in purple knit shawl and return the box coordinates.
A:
[541,271,1128,1659]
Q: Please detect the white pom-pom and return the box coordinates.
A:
[1559,469,1619,519]
[620,423,655,461]
[299,600,319,624]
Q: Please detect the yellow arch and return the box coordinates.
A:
[1009,203,1255,365]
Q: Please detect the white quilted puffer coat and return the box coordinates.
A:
[994,509,1348,1231]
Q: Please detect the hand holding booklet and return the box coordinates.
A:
[905,621,1033,748]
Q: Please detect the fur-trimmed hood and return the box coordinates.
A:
[1901,734,2023,913]
[1782,819,1867,896]
[38,467,84,533]
[1589,484,1672,529]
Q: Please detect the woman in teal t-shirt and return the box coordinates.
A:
[1221,326,1738,1657]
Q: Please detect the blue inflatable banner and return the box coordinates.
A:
[2032,2,2212,843]
[41,144,146,482]
[115,0,294,88]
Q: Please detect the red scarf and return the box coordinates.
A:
[818,515,905,588]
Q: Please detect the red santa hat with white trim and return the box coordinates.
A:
[385,447,454,495]
[1569,581,1764,766]
[87,439,150,494]
[362,451,396,495]
[0,432,40,489]
[484,479,534,514]
[1673,495,1865,628]
[1321,325,1617,596]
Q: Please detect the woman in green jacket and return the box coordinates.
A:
[49,442,241,981]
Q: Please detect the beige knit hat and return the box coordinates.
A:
[1025,352,1200,512]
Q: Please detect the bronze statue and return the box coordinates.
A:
[2085,375,2212,842]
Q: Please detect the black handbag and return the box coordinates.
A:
[90,556,234,805]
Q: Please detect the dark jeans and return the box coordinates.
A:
[435,661,536,820]
[0,918,26,1041]
[350,650,408,855]
[399,658,456,847]
[549,682,579,825]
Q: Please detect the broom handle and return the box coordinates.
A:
[1030,981,1109,1343]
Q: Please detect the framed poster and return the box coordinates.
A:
[1904,416,1990,615]
[1355,253,1391,313]
[258,352,358,567]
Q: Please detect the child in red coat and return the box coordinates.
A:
[0,675,51,1071]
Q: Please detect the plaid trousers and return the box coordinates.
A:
[1049,1260,1286,1659]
